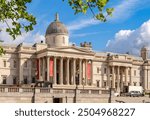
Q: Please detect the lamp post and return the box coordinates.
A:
[31,71,38,103]
[31,81,38,103]
[108,76,112,103]
[74,83,77,103]
[108,87,112,103]
[74,71,79,103]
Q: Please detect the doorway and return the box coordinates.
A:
[53,98,63,103]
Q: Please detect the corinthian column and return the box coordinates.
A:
[144,67,148,90]
[125,67,128,86]
[130,67,133,86]
[42,58,45,81]
[117,66,120,93]
[60,57,63,85]
[85,60,87,86]
[53,57,57,85]
[112,66,115,88]
[66,58,70,85]
[47,57,49,81]
[79,59,82,85]
[73,59,76,85]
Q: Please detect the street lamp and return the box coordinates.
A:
[74,71,79,103]
[108,86,112,103]
[108,77,112,103]
[31,81,38,103]
[31,80,51,103]
[31,71,39,103]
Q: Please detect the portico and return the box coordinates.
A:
[37,55,93,87]
[107,64,132,93]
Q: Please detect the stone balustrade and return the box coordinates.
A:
[0,87,106,95]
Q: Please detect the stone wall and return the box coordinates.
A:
[0,87,109,103]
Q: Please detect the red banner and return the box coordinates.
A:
[36,59,39,79]
[87,63,91,79]
[49,59,54,77]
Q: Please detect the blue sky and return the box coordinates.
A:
[1,0,150,55]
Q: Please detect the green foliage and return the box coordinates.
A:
[63,0,114,22]
[0,0,113,55]
[0,0,36,40]
[0,46,5,56]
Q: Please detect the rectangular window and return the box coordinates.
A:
[104,68,107,74]
[3,60,6,67]
[134,70,136,76]
[128,70,130,75]
[97,67,100,73]
[24,76,28,84]
[63,37,65,44]
[13,76,17,84]
[13,60,17,68]
[140,82,142,86]
[53,37,55,43]
[2,76,7,84]
[104,82,107,87]
[134,82,136,86]
[140,70,142,76]
[110,68,112,74]
[96,80,100,87]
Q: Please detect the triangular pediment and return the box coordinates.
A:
[55,46,94,54]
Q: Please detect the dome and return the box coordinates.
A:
[45,13,69,47]
[45,13,68,35]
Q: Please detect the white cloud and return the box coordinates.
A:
[67,0,148,32]
[71,32,100,37]
[106,19,150,55]
[0,20,45,45]
[67,18,99,31]
[109,0,140,22]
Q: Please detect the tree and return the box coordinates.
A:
[0,0,113,54]
[0,0,36,55]
[64,0,114,22]
[0,0,113,40]
[0,0,36,40]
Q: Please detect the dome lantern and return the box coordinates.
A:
[55,13,59,21]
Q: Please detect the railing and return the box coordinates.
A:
[22,88,33,92]
[0,88,5,92]
[8,88,19,92]
[80,90,89,94]
[0,87,108,95]
[53,90,63,94]
[40,88,50,93]
[101,90,109,94]
[65,90,74,94]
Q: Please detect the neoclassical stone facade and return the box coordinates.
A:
[0,14,150,102]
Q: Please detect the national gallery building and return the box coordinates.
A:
[0,14,150,103]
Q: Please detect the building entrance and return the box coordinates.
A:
[53,98,63,103]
